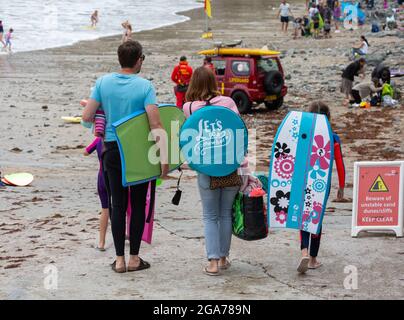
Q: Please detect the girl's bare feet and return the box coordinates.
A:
[309,257,323,269]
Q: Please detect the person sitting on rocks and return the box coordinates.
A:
[351,35,369,60]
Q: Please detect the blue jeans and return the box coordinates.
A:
[197,174,239,260]
[352,48,366,56]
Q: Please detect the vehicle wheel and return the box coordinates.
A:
[232,91,252,114]
[264,97,283,110]
[264,71,284,95]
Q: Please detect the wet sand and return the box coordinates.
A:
[0,0,403,299]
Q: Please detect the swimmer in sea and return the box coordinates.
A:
[91,10,99,28]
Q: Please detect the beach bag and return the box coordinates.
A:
[371,23,380,33]
[370,95,379,106]
[232,192,268,241]
[382,83,394,97]
[382,95,396,107]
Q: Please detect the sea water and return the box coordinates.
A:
[0,0,203,52]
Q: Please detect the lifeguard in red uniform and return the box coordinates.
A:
[171,56,193,108]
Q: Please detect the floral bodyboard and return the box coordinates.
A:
[268,111,334,235]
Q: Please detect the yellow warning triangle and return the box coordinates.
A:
[369,175,389,192]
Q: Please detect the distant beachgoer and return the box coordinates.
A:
[277,0,293,32]
[324,19,331,38]
[351,78,382,105]
[312,13,321,38]
[0,21,5,47]
[203,56,216,74]
[302,15,311,36]
[318,2,326,19]
[341,58,366,106]
[91,10,99,28]
[83,137,109,251]
[4,28,13,51]
[333,0,342,32]
[371,63,391,85]
[323,3,333,22]
[183,67,241,276]
[122,20,133,43]
[351,35,369,59]
[297,101,346,274]
[309,3,319,19]
[293,17,303,39]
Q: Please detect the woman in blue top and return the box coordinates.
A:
[83,41,168,273]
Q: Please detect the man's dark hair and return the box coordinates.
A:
[206,56,212,63]
[180,56,187,62]
[118,41,143,68]
[358,57,366,64]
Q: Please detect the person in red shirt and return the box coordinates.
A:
[171,56,193,108]
[203,56,216,74]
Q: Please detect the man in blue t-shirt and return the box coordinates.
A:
[83,41,168,274]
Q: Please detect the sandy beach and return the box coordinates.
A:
[0,0,403,299]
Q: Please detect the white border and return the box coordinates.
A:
[352,161,404,237]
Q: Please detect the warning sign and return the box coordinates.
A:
[352,161,404,237]
[357,166,400,226]
[369,175,389,192]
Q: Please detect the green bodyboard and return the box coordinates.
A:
[113,105,186,186]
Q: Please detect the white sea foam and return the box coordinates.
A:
[0,0,203,52]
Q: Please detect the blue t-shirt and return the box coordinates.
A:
[90,73,157,142]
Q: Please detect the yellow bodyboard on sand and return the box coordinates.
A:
[61,116,82,123]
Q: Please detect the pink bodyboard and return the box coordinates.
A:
[126,181,156,244]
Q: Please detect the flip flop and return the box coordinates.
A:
[308,262,323,270]
[95,246,106,252]
[219,260,231,270]
[297,257,310,274]
[127,258,150,272]
[203,267,220,276]
[111,261,126,273]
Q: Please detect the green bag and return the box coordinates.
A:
[232,193,245,236]
[232,192,268,241]
[382,83,394,97]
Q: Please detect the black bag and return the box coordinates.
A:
[232,192,268,241]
